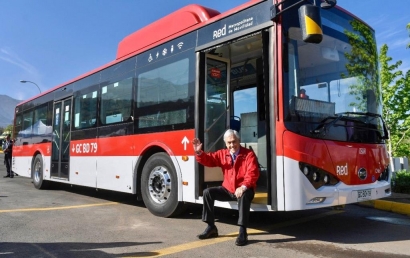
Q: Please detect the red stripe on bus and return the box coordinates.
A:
[12,129,195,158]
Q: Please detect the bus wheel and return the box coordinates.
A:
[32,154,49,189]
[141,153,185,217]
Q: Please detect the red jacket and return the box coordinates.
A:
[196,147,260,194]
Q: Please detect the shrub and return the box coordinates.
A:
[392,170,410,194]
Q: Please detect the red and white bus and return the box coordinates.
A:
[12,0,391,217]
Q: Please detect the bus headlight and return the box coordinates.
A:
[303,166,309,176]
[312,172,319,182]
[299,162,339,189]
[308,197,326,204]
[323,174,329,184]
[378,165,390,182]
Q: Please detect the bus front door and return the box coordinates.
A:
[199,32,272,207]
[50,98,72,180]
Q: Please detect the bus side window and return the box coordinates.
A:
[100,77,133,125]
[74,90,98,129]
[136,57,191,130]
[22,111,34,138]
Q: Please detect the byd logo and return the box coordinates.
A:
[336,163,348,176]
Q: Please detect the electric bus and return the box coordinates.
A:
[12,0,391,217]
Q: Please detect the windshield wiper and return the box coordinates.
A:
[311,112,389,139]
[343,112,389,139]
[310,114,342,136]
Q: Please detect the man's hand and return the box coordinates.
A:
[235,186,246,199]
[192,138,203,154]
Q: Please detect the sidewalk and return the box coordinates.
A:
[359,192,410,216]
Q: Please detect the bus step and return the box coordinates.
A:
[252,192,267,204]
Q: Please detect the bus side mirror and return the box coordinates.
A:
[321,0,337,9]
[298,4,323,44]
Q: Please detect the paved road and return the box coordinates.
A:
[1,155,410,257]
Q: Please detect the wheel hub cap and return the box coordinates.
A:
[148,166,172,204]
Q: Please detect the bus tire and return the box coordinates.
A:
[141,153,185,217]
[32,154,49,189]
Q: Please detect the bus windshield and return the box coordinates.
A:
[283,6,386,143]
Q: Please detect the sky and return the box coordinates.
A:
[0,0,409,101]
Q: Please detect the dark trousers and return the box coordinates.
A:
[4,154,12,175]
[202,186,255,227]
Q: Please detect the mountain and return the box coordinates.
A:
[0,95,21,128]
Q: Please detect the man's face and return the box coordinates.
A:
[225,135,240,154]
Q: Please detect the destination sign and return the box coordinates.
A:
[197,1,272,46]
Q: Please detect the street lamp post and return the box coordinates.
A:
[20,80,41,93]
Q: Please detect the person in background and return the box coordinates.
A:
[192,129,260,246]
[299,88,309,99]
[2,134,13,178]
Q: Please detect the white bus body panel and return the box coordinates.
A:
[280,156,391,211]
[178,156,197,203]
[69,156,98,188]
[95,156,137,193]
[13,156,32,177]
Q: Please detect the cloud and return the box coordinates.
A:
[0,47,41,100]
[0,47,38,75]
[233,88,256,102]
[389,38,410,49]
[378,29,402,41]
[400,60,410,74]
[375,14,409,47]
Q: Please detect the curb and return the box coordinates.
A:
[359,200,410,216]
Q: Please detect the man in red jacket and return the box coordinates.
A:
[192,129,259,246]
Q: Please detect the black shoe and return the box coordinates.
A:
[235,232,248,246]
[3,175,10,178]
[197,225,218,239]
[10,175,14,178]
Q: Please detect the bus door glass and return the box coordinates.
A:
[203,56,230,185]
[204,56,230,152]
[51,98,72,179]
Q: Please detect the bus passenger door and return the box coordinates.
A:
[51,98,72,180]
[202,56,230,187]
[232,57,269,202]
[199,32,271,206]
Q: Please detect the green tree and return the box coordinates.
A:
[4,124,13,134]
[343,19,379,112]
[407,23,410,49]
[380,44,410,157]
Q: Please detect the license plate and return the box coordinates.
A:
[357,189,372,201]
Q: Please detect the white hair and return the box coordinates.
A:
[223,129,240,141]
